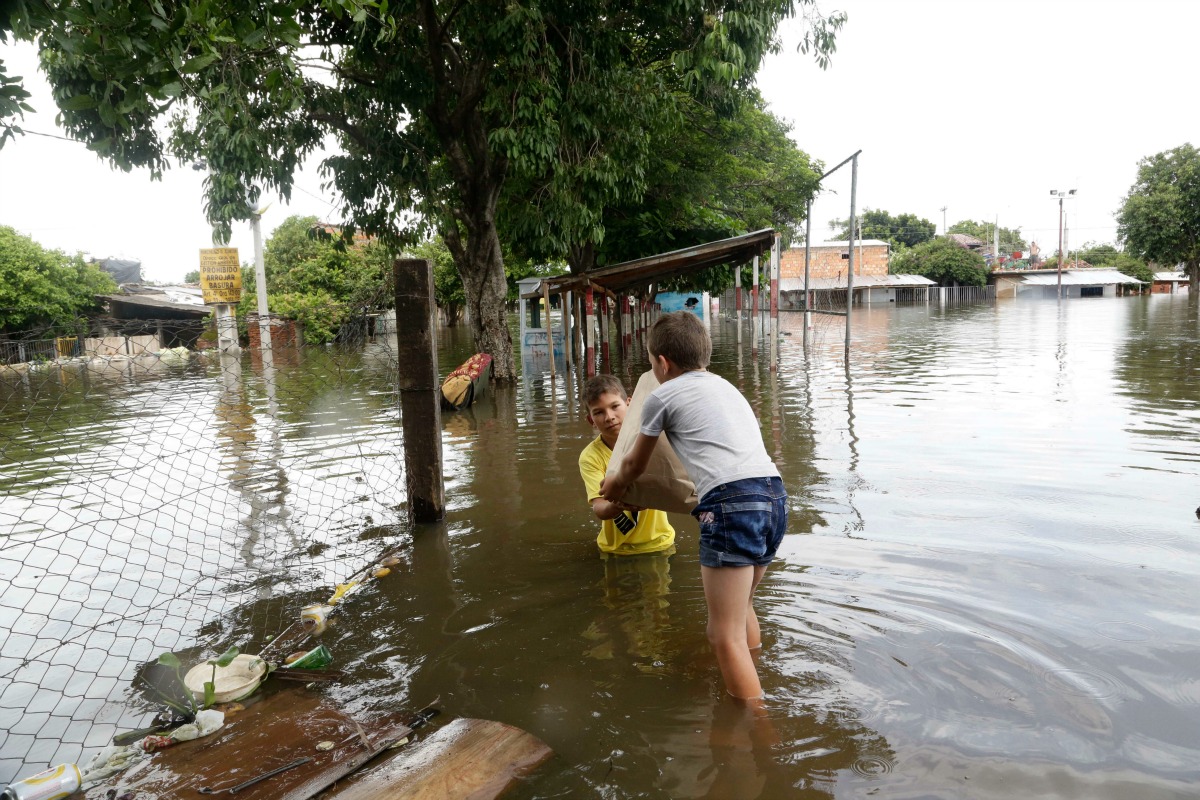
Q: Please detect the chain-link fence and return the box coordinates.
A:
[0,314,409,786]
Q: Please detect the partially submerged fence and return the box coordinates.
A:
[0,317,409,786]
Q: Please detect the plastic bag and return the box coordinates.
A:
[604,371,698,514]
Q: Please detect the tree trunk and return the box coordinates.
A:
[443,210,515,381]
[1189,258,1199,297]
[420,0,514,381]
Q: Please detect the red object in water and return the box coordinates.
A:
[1012,251,1023,259]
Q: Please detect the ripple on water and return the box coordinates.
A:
[850,755,894,778]
[1163,673,1200,706]
[1041,667,1127,701]
[1092,621,1153,643]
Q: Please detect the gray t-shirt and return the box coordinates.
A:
[640,370,780,501]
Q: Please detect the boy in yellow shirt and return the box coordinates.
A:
[578,375,675,556]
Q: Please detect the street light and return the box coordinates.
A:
[1050,188,1076,299]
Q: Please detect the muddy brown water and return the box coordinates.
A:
[1,295,1199,798]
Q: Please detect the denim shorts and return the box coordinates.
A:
[692,477,788,568]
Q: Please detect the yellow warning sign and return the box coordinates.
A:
[199,248,243,304]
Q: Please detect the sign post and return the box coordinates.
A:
[200,248,243,354]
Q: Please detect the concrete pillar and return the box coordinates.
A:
[394,258,445,524]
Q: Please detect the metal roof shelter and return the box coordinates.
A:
[521,229,776,299]
[518,229,780,379]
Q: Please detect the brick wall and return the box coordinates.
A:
[781,243,890,280]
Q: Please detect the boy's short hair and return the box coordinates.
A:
[647,311,711,370]
[583,374,626,411]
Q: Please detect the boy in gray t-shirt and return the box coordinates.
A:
[602,311,787,702]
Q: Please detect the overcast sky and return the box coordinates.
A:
[1,0,1197,282]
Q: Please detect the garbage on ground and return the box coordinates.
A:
[78,709,225,787]
[281,644,333,670]
[183,655,268,704]
[1,762,82,799]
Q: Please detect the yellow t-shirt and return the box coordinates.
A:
[578,436,675,555]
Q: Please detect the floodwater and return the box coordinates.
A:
[1,294,1199,798]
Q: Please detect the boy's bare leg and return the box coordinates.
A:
[702,564,763,700]
[746,564,767,650]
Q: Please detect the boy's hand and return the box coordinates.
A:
[599,475,628,503]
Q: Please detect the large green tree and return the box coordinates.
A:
[891,237,988,287]
[1117,143,1200,294]
[0,225,115,333]
[9,0,844,379]
[504,90,820,295]
[830,209,936,249]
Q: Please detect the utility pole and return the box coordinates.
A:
[940,206,948,235]
[1050,188,1077,300]
[249,203,273,350]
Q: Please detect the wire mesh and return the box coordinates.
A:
[0,314,408,786]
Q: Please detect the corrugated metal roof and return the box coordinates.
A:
[1017,269,1144,286]
[1154,272,1187,281]
[780,274,936,291]
[524,229,777,297]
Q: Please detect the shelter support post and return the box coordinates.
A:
[394,258,445,524]
[735,268,742,317]
[804,199,813,345]
[561,291,571,371]
[846,152,858,357]
[543,282,555,381]
[585,284,595,377]
[771,233,780,323]
[599,288,610,369]
[752,255,759,320]
[564,290,574,372]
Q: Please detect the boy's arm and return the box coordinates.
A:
[599,432,658,503]
[591,497,639,520]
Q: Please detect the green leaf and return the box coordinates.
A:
[213,645,240,667]
[160,81,183,98]
[62,94,98,110]
[203,681,215,708]
[157,652,182,668]
[180,53,218,73]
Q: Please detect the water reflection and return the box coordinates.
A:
[3,296,1200,796]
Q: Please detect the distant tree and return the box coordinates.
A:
[406,237,464,327]
[0,225,115,333]
[239,215,391,345]
[184,269,200,284]
[830,209,936,249]
[1117,143,1200,293]
[948,220,1028,255]
[1073,242,1153,284]
[891,237,987,286]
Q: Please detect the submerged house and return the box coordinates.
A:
[778,240,936,306]
[1151,271,1189,294]
[992,267,1144,299]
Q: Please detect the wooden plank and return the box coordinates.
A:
[324,718,552,800]
[84,688,412,800]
